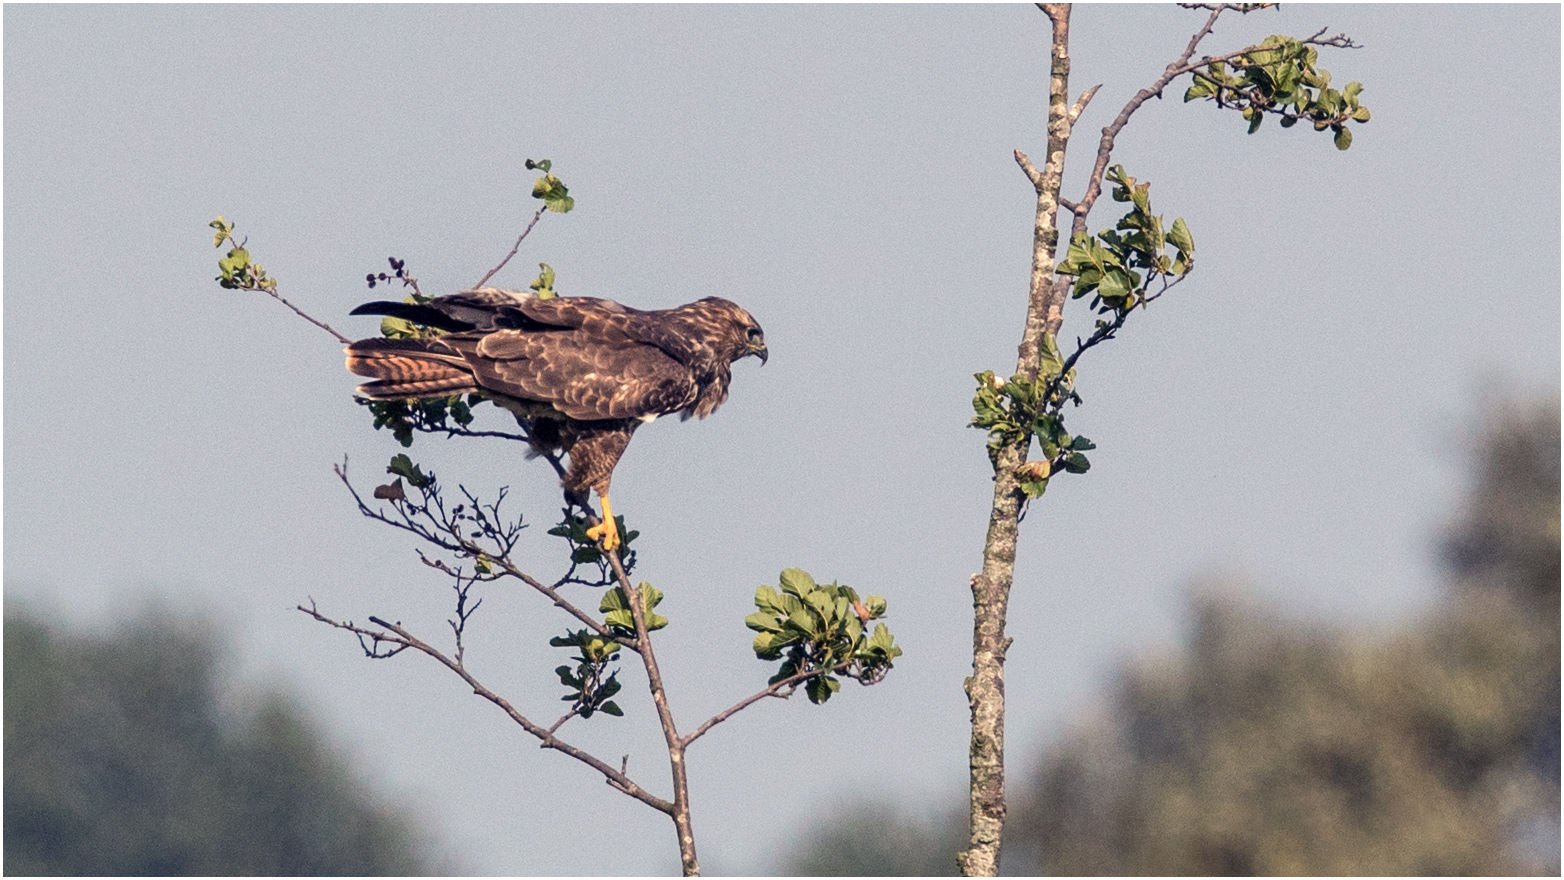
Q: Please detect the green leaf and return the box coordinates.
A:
[1183,76,1217,103]
[804,590,835,621]
[778,568,816,596]
[745,611,784,633]
[1333,125,1353,151]
[1097,268,1134,303]
[1167,217,1194,262]
[378,315,419,339]
[805,675,840,705]
[1130,182,1150,215]
[753,585,782,611]
[385,454,429,487]
[529,263,557,299]
[787,606,819,636]
[752,631,786,659]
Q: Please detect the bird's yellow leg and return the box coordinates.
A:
[584,492,621,551]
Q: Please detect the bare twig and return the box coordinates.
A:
[681,663,857,749]
[264,285,353,344]
[333,457,634,651]
[474,205,548,290]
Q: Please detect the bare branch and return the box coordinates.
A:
[1014,148,1044,190]
[1067,83,1102,125]
[603,547,699,873]
[333,457,635,652]
[1071,4,1226,236]
[263,285,352,344]
[474,205,548,290]
[298,600,675,815]
[680,662,868,749]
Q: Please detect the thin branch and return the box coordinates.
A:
[1072,14,1360,237]
[297,600,674,814]
[681,663,856,749]
[474,205,548,290]
[1071,5,1226,236]
[263,285,353,344]
[334,457,635,652]
[1067,83,1102,126]
[1015,148,1044,190]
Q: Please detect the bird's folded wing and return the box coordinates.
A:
[458,331,698,422]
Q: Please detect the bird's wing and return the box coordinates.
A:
[455,327,700,422]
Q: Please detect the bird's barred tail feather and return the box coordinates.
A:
[345,338,478,400]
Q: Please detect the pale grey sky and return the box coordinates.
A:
[5,4,1559,874]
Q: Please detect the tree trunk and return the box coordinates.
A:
[959,4,1076,875]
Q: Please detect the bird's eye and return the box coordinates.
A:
[747,327,764,343]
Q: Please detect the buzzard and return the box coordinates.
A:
[344,288,767,551]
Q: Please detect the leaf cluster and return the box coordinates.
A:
[526,158,575,213]
[209,216,277,292]
[547,584,665,721]
[359,395,479,449]
[549,629,625,719]
[1058,165,1194,315]
[1185,34,1371,150]
[530,262,559,299]
[972,165,1193,498]
[547,514,639,573]
[971,354,1097,499]
[600,583,667,638]
[745,568,900,704]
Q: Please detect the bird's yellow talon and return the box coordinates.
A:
[586,494,620,551]
[585,520,620,552]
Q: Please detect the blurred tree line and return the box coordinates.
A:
[4,610,447,875]
[782,394,1560,876]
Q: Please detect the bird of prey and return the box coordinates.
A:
[344,288,767,551]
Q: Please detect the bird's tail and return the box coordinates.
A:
[345,338,478,399]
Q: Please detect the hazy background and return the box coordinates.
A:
[5,4,1558,874]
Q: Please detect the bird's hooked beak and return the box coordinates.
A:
[753,343,769,366]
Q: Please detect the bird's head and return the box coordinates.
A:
[693,297,768,366]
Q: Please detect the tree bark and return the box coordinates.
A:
[959,4,1076,875]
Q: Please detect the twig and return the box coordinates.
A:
[333,457,634,651]
[1072,13,1360,237]
[474,205,548,290]
[264,286,353,344]
[681,664,845,749]
[297,600,675,814]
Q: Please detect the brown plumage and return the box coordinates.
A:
[344,288,768,550]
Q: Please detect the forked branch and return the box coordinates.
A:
[296,600,674,814]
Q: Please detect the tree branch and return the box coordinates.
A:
[680,661,863,749]
[474,204,548,290]
[333,457,636,652]
[1073,13,1360,237]
[264,285,352,344]
[296,600,675,814]
[604,548,700,875]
